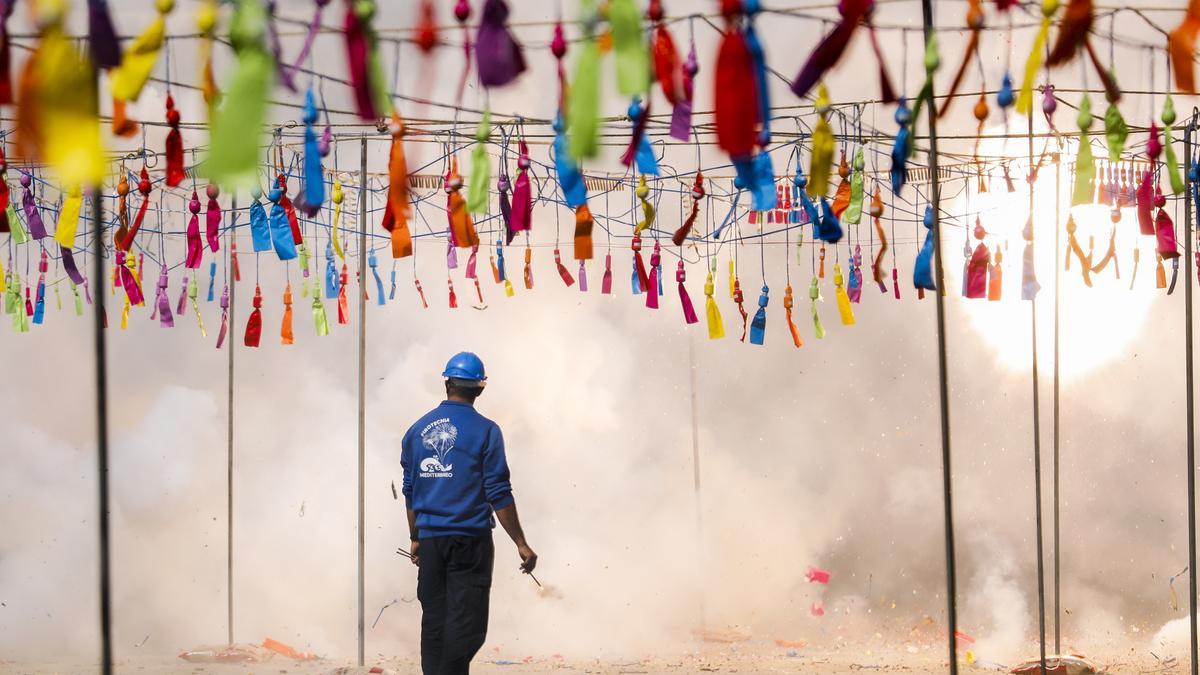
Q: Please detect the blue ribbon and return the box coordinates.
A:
[749,285,768,345]
[816,198,843,243]
[554,115,588,208]
[302,89,324,212]
[249,197,271,252]
[324,240,339,299]
[891,98,912,195]
[369,250,385,306]
[913,206,936,290]
[206,261,216,302]
[268,188,297,261]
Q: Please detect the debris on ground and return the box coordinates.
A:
[774,638,806,648]
[1009,654,1105,675]
[263,637,320,660]
[691,627,751,643]
[178,643,273,663]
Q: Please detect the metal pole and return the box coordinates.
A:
[1053,150,1061,656]
[227,194,237,646]
[357,136,369,668]
[93,187,113,675]
[1027,112,1048,674]
[687,336,705,631]
[1184,110,1198,675]
[917,3,958,672]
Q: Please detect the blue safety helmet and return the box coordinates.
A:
[442,351,487,386]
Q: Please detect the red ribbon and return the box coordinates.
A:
[244,284,263,347]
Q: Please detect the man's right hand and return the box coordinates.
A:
[409,540,420,567]
[517,543,537,573]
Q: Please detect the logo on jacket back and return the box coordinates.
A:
[419,418,456,477]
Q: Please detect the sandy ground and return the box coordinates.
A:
[0,647,1182,674]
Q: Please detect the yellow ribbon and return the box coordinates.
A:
[332,179,345,260]
[704,271,724,340]
[111,0,174,102]
[834,263,855,325]
[54,185,82,248]
[1016,0,1059,116]
[35,16,104,185]
[808,85,834,198]
[634,175,655,233]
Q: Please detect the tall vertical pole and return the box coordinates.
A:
[227,195,237,646]
[357,137,369,668]
[93,188,113,675]
[687,336,705,631]
[917,2,958,672]
[1183,111,1198,675]
[1027,113,1048,675]
[1053,153,1062,655]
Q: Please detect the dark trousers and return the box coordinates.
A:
[417,534,495,675]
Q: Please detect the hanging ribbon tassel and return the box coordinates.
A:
[268,184,298,261]
[188,275,206,337]
[476,0,526,87]
[831,151,852,216]
[155,266,173,327]
[382,115,413,258]
[208,0,273,185]
[578,260,588,293]
[567,1,600,160]
[312,290,329,336]
[1064,216,1093,287]
[164,93,184,187]
[676,261,698,324]
[337,265,349,323]
[61,246,85,286]
[468,111,492,214]
[302,89,325,215]
[1163,94,1185,195]
[704,270,725,339]
[196,0,219,107]
[783,284,802,347]
[1022,217,1042,300]
[250,189,271,252]
[790,0,871,99]
[574,204,594,260]
[1072,95,1096,205]
[908,34,941,132]
[635,176,656,233]
[808,85,835,198]
[344,0,390,120]
[632,235,649,293]
[446,158,479,249]
[609,0,649,95]
[1017,0,1057,115]
[830,263,853,325]
[523,247,534,290]
[646,241,661,308]
[816,198,844,244]
[714,1,758,162]
[913,206,936,291]
[1156,196,1180,260]
[281,282,294,345]
[118,170,152,251]
[510,140,533,240]
[1105,96,1128,162]
[891,98,913,194]
[1045,0,1121,103]
[19,176,42,242]
[32,249,46,325]
[553,115,588,210]
[185,191,204,268]
[844,148,865,225]
[602,252,614,295]
[1137,171,1155,235]
[1170,0,1200,93]
[244,284,263,347]
[176,276,188,317]
[554,248,575,287]
[733,277,748,342]
[988,249,1004,301]
[325,242,339,299]
[54,186,83,249]
[809,276,826,339]
[446,276,458,308]
[370,250,385,306]
[848,246,863,303]
[673,173,705,247]
[1156,253,1168,289]
[651,0,683,104]
[205,183,221,253]
[110,0,173,102]
[965,217,990,299]
[207,261,217,302]
[870,188,888,292]
[748,284,768,345]
[671,39,698,141]
[938,0,983,118]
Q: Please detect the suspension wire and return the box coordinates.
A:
[1184,108,1199,675]
[1028,108,1049,675]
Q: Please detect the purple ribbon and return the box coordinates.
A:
[23,187,45,240]
[60,245,85,285]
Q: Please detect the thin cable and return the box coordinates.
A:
[1184,110,1199,675]
[92,185,113,675]
[1027,110,1049,675]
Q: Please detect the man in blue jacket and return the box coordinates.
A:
[401,351,537,675]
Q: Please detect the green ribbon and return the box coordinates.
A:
[1072,95,1095,206]
[908,35,940,148]
[6,203,26,244]
[467,111,492,214]
[844,148,865,225]
[312,295,329,336]
[72,282,83,316]
[568,2,601,161]
[1104,100,1127,163]
[608,0,649,96]
[208,0,274,187]
[1164,93,1185,195]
